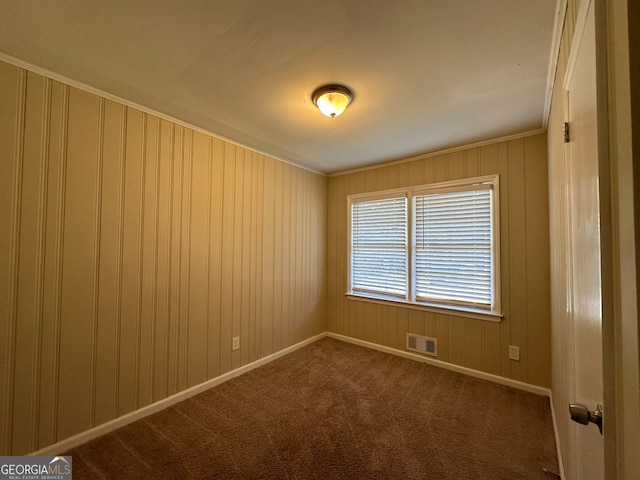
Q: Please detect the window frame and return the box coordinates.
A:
[347,174,502,322]
[350,194,409,299]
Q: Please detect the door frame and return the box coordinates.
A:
[563,1,604,476]
[593,0,639,478]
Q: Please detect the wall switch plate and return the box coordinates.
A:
[232,337,240,351]
[508,345,520,361]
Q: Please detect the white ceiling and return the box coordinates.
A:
[0,0,560,174]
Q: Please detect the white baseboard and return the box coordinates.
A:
[326,332,552,397]
[30,332,326,456]
[32,330,557,458]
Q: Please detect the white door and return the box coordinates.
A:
[564,1,604,478]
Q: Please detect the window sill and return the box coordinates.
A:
[345,292,503,323]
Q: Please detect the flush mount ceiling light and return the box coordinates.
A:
[311,84,353,118]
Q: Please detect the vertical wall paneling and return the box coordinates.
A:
[167,124,182,397]
[496,141,512,377]
[95,100,125,425]
[463,318,484,371]
[298,170,304,341]
[187,131,209,387]
[398,309,409,353]
[118,108,143,416]
[327,133,551,387]
[272,162,284,354]
[248,151,259,363]
[480,144,502,376]
[179,128,193,390]
[301,170,308,341]
[203,135,213,379]
[230,146,243,371]
[298,168,305,340]
[0,60,326,455]
[90,98,105,427]
[251,152,259,353]
[113,104,127,415]
[282,166,291,348]
[153,119,172,402]
[238,148,251,368]
[219,144,234,374]
[447,314,465,367]
[207,138,223,379]
[386,307,398,350]
[38,81,68,448]
[13,72,50,455]
[139,115,158,407]
[253,154,265,362]
[326,179,337,334]
[295,169,302,341]
[151,118,166,402]
[3,66,24,454]
[524,135,551,388]
[135,113,147,408]
[261,156,275,358]
[34,77,51,451]
[0,62,23,456]
[435,313,447,361]
[0,67,21,453]
[57,87,101,441]
[338,176,348,337]
[507,138,528,382]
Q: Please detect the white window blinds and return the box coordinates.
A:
[351,197,407,297]
[414,186,493,308]
[348,175,500,317]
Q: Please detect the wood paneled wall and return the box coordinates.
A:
[0,60,327,455]
[327,134,551,387]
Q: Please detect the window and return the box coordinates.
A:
[348,175,501,319]
[351,196,408,297]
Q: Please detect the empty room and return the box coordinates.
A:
[0,0,637,479]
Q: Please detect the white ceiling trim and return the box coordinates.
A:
[563,0,594,91]
[542,0,570,129]
[329,128,546,178]
[2,49,550,180]
[0,51,326,177]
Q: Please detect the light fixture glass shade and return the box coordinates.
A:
[312,85,353,118]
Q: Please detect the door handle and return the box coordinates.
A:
[569,403,603,434]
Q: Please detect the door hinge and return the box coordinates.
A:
[563,122,570,143]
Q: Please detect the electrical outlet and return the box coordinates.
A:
[232,336,240,351]
[508,345,520,361]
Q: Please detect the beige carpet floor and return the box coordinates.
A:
[67,337,559,479]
